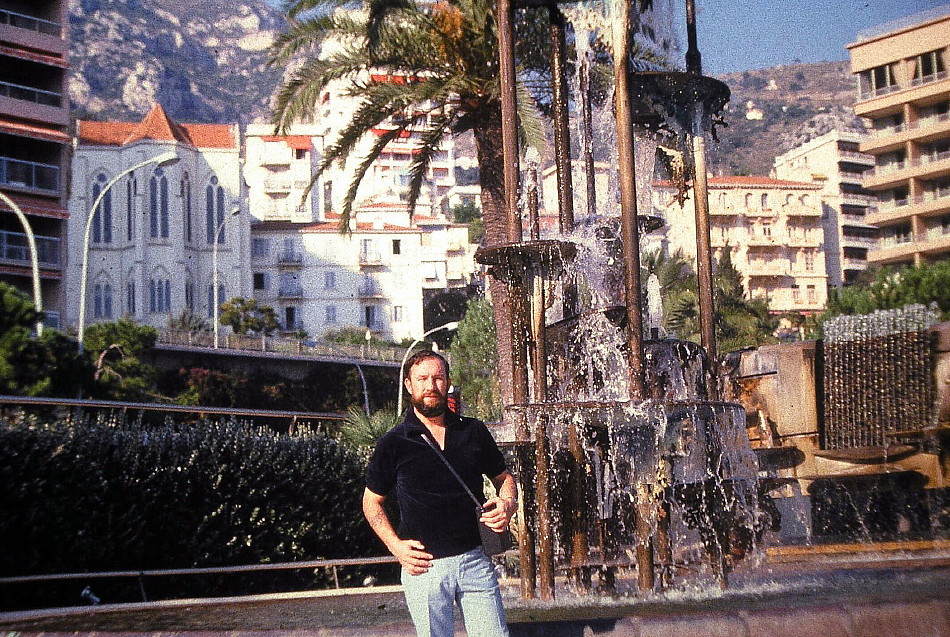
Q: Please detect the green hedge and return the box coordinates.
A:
[0,415,388,608]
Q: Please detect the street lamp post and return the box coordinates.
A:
[213,204,242,349]
[78,152,180,353]
[397,320,460,415]
[0,190,43,335]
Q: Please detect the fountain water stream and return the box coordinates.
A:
[477,0,763,600]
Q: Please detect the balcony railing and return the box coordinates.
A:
[0,229,60,266]
[0,156,59,192]
[277,251,303,266]
[357,282,384,297]
[838,150,874,163]
[0,8,61,35]
[262,177,292,191]
[277,284,304,299]
[359,251,383,265]
[910,70,949,88]
[870,161,906,177]
[858,70,950,102]
[0,80,62,107]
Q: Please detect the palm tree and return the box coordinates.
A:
[270,0,545,237]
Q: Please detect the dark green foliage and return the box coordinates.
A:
[83,318,164,402]
[0,416,382,607]
[819,261,950,335]
[450,297,500,420]
[218,297,280,336]
[0,282,91,397]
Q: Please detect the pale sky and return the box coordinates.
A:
[682,0,950,75]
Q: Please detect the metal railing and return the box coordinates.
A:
[0,228,60,266]
[0,156,60,192]
[0,8,61,35]
[157,329,405,364]
[0,555,399,603]
[0,79,62,107]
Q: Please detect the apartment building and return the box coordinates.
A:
[848,6,950,266]
[243,121,477,344]
[66,105,248,333]
[773,130,878,287]
[654,176,828,314]
[0,0,70,328]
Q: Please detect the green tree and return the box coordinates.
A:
[451,201,485,243]
[0,283,90,397]
[450,296,500,420]
[663,247,778,353]
[824,261,950,321]
[218,297,280,336]
[270,0,547,237]
[83,318,163,401]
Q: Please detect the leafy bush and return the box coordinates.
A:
[0,416,385,608]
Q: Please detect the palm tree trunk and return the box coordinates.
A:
[472,110,517,408]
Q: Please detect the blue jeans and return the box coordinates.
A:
[401,547,509,637]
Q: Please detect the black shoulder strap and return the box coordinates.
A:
[420,432,482,508]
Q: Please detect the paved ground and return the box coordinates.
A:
[3,550,950,636]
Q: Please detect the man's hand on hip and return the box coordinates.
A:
[392,539,433,575]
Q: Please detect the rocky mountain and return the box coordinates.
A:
[68,4,864,177]
[69,0,286,125]
[709,61,867,176]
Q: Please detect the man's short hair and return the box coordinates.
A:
[403,350,450,381]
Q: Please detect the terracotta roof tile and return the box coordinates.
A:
[77,104,237,149]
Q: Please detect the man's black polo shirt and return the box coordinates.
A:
[365,409,507,559]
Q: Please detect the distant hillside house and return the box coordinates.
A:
[67,104,248,333]
[653,175,828,315]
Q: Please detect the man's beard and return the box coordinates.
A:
[412,392,447,417]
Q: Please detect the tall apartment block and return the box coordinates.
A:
[773,130,878,287]
[0,1,70,328]
[848,6,950,267]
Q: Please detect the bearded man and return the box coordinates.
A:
[363,350,517,637]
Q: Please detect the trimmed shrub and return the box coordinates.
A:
[0,415,386,608]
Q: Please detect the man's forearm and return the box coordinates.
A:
[362,490,401,553]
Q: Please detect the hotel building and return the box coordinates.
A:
[848,6,950,266]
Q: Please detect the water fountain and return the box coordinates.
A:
[478,0,762,600]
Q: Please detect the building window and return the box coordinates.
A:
[760,193,768,209]
[744,193,753,209]
[859,62,898,97]
[913,49,946,84]
[804,251,815,272]
[325,305,337,324]
[206,175,225,244]
[791,285,801,304]
[807,285,817,304]
[324,270,336,289]
[207,283,225,318]
[150,168,169,239]
[185,280,195,312]
[182,173,192,243]
[761,222,772,239]
[392,239,401,255]
[92,173,112,244]
[393,305,404,322]
[126,176,136,241]
[150,278,171,313]
[295,148,307,160]
[285,306,298,330]
[253,272,269,290]
[127,281,136,315]
[252,238,270,258]
[93,283,113,319]
[363,305,379,329]
[323,181,333,214]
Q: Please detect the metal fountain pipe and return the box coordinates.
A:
[495,0,536,599]
[611,0,652,593]
[685,0,719,388]
[548,4,575,233]
[611,0,645,402]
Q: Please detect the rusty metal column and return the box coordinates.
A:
[496,0,536,599]
[580,58,597,219]
[611,0,651,592]
[686,0,718,379]
[549,4,575,232]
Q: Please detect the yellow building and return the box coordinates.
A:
[848,6,950,266]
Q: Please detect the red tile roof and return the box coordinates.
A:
[0,118,70,144]
[654,176,820,190]
[261,135,312,150]
[78,104,237,149]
